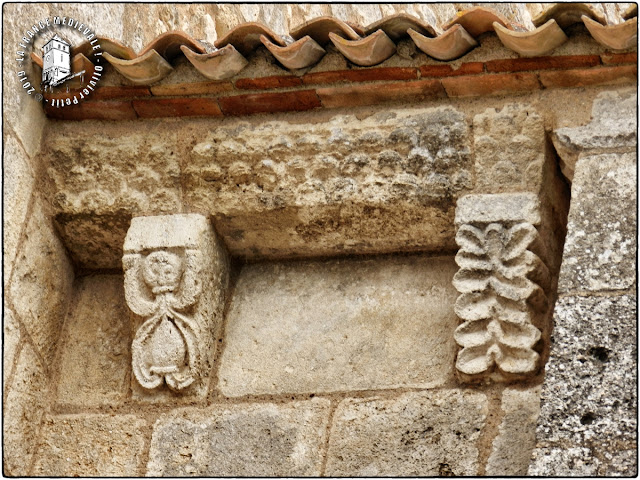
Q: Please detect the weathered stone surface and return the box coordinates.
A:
[325,390,488,476]
[218,255,458,396]
[45,130,182,217]
[147,399,331,476]
[453,193,550,382]
[530,446,601,476]
[8,202,74,365]
[124,214,229,400]
[558,152,637,293]
[3,343,48,476]
[32,414,147,476]
[552,89,637,181]
[3,307,21,393]
[473,104,546,193]
[186,106,472,259]
[530,294,637,476]
[455,192,541,226]
[3,136,35,286]
[56,275,131,407]
[486,386,541,475]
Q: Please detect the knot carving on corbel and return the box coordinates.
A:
[123,249,203,390]
[122,214,228,396]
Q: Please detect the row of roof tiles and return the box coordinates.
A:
[32,5,637,86]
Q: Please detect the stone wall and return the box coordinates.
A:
[3,3,637,477]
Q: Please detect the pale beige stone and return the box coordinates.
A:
[8,202,74,365]
[147,399,331,476]
[218,255,458,397]
[325,390,488,476]
[3,306,21,393]
[486,386,542,475]
[56,275,131,407]
[32,414,147,477]
[473,104,547,193]
[124,214,229,400]
[455,192,541,226]
[3,343,48,476]
[552,89,637,182]
[3,136,35,286]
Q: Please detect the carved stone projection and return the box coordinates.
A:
[453,193,550,382]
[123,214,228,397]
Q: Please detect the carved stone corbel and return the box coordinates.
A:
[123,214,228,396]
[453,193,550,382]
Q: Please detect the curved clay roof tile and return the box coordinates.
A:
[532,3,607,29]
[103,49,173,85]
[441,6,513,38]
[408,24,477,61]
[364,13,437,41]
[493,20,568,57]
[180,44,248,81]
[214,22,285,57]
[260,34,326,70]
[328,29,396,66]
[582,16,638,51]
[139,31,205,60]
[290,16,361,45]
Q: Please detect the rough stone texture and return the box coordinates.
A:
[44,106,472,267]
[486,386,541,475]
[455,192,541,226]
[147,399,331,476]
[218,255,458,396]
[473,104,546,193]
[3,136,35,286]
[325,390,487,476]
[8,202,75,366]
[530,294,637,476]
[3,307,21,393]
[3,343,49,476]
[32,414,147,477]
[552,89,637,181]
[56,275,131,407]
[558,152,637,293]
[123,214,229,401]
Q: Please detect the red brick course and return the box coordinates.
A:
[218,90,321,116]
[150,82,233,96]
[486,55,601,73]
[539,65,637,88]
[132,98,223,118]
[600,52,638,65]
[303,67,418,85]
[419,62,484,77]
[44,100,137,120]
[317,79,445,108]
[235,76,302,90]
[442,72,540,97]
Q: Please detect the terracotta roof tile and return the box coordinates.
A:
[31,5,637,87]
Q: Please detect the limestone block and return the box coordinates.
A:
[43,128,182,269]
[3,136,35,286]
[453,193,550,382]
[530,446,601,476]
[32,414,147,476]
[486,386,541,476]
[473,104,546,193]
[552,89,637,181]
[535,294,636,448]
[218,255,458,397]
[56,275,131,408]
[146,399,331,476]
[3,343,48,476]
[123,214,229,400]
[185,106,472,259]
[558,152,637,293]
[325,390,488,476]
[8,202,74,365]
[3,307,21,394]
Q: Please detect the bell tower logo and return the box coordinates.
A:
[41,34,72,87]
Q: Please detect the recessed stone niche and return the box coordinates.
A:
[43,99,573,475]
